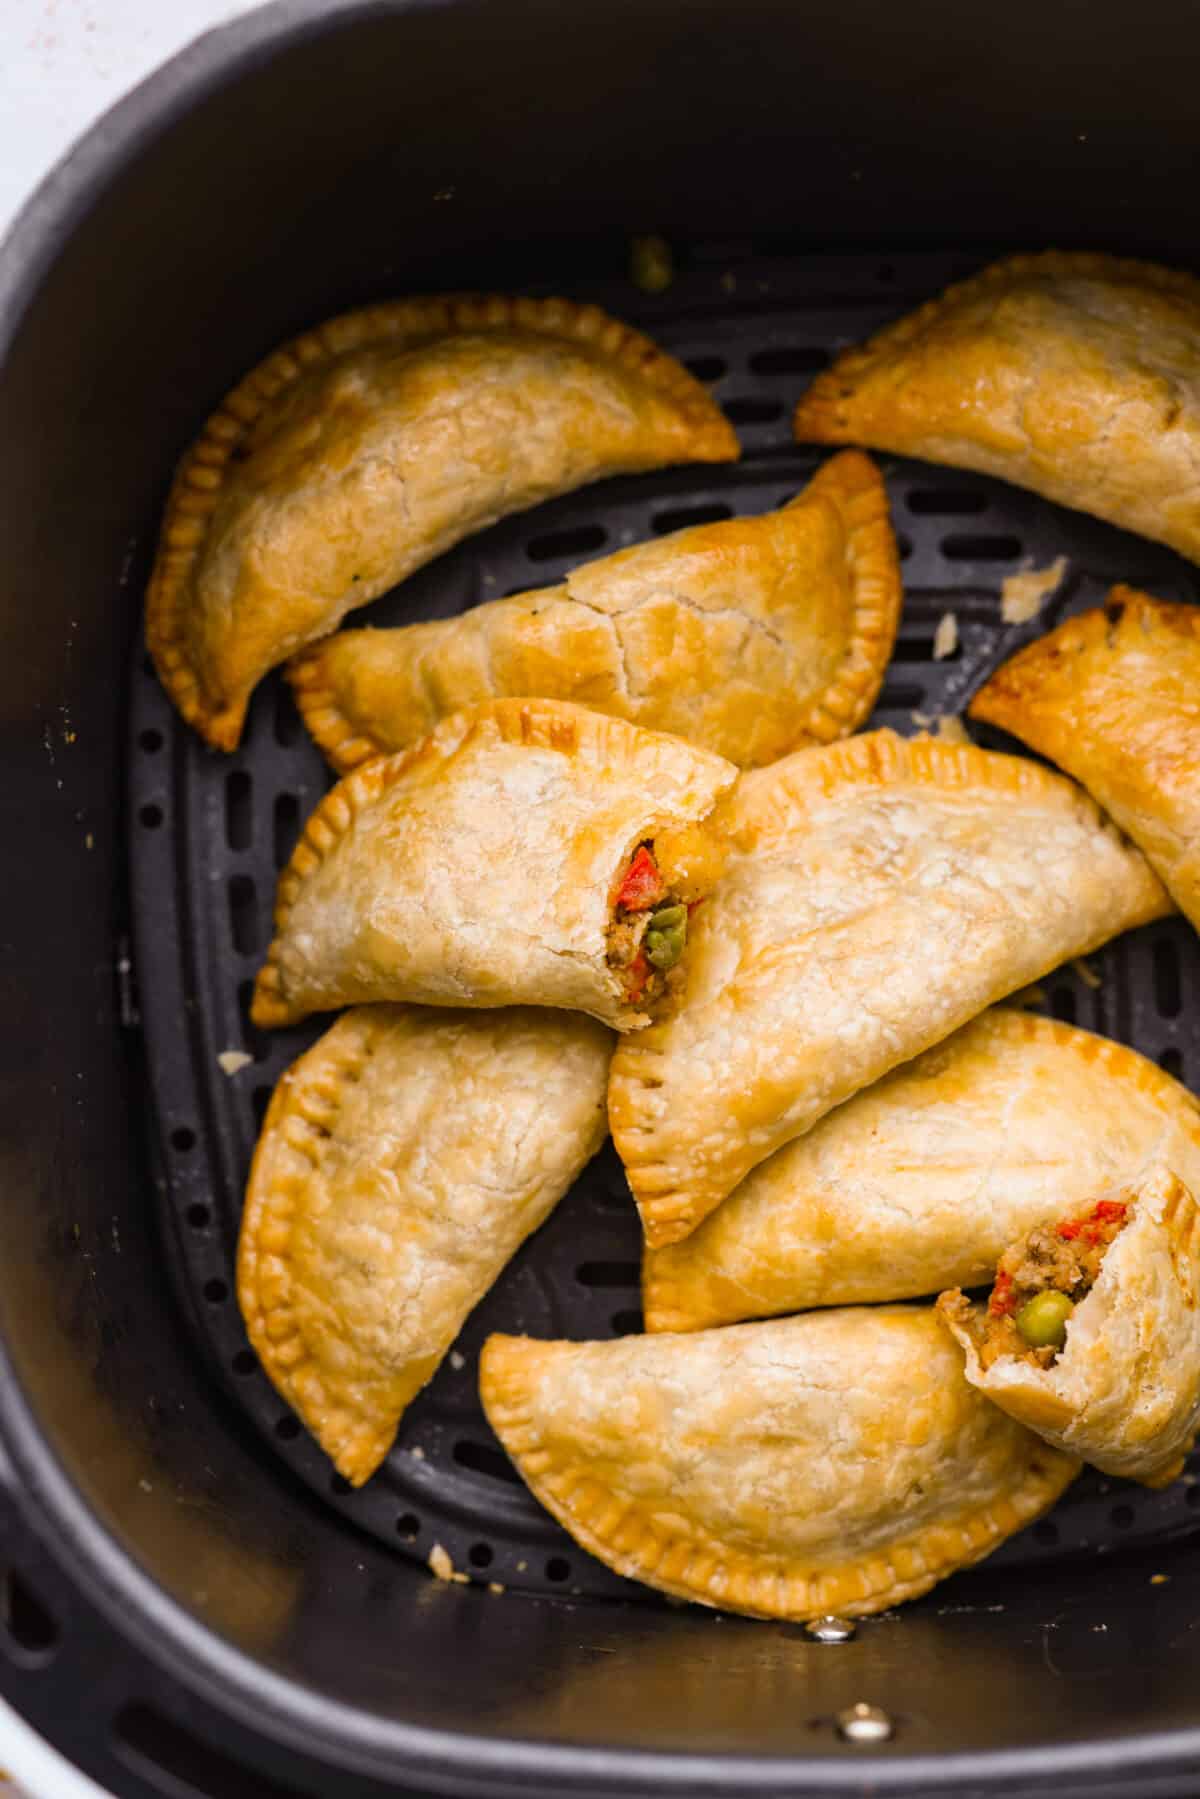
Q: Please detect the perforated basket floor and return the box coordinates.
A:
[129,249,1200,1607]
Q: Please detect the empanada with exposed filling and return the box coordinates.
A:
[286,450,901,773]
[251,699,735,1032]
[146,296,738,749]
[609,730,1171,1247]
[238,1004,611,1485]
[971,588,1200,935]
[793,252,1200,565]
[643,1008,1200,1332]
[480,1308,1078,1620]
[939,1165,1200,1488]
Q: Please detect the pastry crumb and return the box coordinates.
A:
[932,611,959,660]
[1150,1573,1170,1585]
[487,1581,505,1595]
[217,1049,253,1076]
[516,1559,528,1573]
[1001,556,1068,624]
[914,711,971,745]
[409,1445,425,1460]
[1072,957,1102,990]
[449,1350,466,1371]
[428,1544,469,1584]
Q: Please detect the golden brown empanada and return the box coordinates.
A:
[971,588,1200,934]
[643,1008,1200,1332]
[609,730,1171,1247]
[146,296,738,749]
[793,252,1200,564]
[238,1003,610,1485]
[286,450,901,774]
[480,1308,1078,1620]
[939,1166,1200,1488]
[251,699,735,1032]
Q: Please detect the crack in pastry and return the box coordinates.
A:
[146,294,738,749]
[286,449,901,772]
[237,1003,611,1485]
[251,698,736,1032]
[609,729,1172,1248]
[970,587,1200,936]
[793,252,1200,565]
[939,1165,1200,1488]
[642,1008,1200,1332]
[480,1308,1078,1621]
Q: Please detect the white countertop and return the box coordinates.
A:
[0,0,262,243]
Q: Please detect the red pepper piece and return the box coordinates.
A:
[616,846,665,912]
[1090,1200,1128,1225]
[988,1270,1016,1317]
[1056,1220,1083,1240]
[626,950,651,1003]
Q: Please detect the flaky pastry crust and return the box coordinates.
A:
[793,252,1200,564]
[238,1004,610,1484]
[480,1308,1077,1620]
[286,450,901,772]
[251,698,735,1032]
[939,1167,1200,1487]
[146,294,738,748]
[609,729,1172,1247]
[643,1008,1200,1331]
[971,588,1200,934]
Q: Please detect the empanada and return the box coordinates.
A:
[939,1166,1200,1488]
[286,450,901,773]
[480,1308,1078,1621]
[643,1008,1200,1332]
[793,252,1200,565]
[251,699,735,1032]
[609,729,1171,1247]
[146,296,738,749]
[971,588,1200,934]
[238,1003,610,1485]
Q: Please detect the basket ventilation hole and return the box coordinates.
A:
[611,1307,643,1336]
[452,1439,521,1486]
[228,875,258,955]
[115,1702,305,1799]
[941,533,1022,563]
[186,1203,210,1230]
[468,1542,494,1569]
[203,1278,229,1305]
[1154,939,1183,1019]
[170,1126,197,1154]
[651,501,733,536]
[683,354,726,382]
[232,1349,257,1377]
[748,346,829,376]
[907,488,988,517]
[273,792,301,870]
[0,1567,58,1661]
[891,634,938,666]
[396,1513,420,1540]
[224,770,252,852]
[877,681,923,711]
[525,524,607,564]
[545,1557,571,1582]
[139,803,164,830]
[575,1260,639,1289]
[274,1416,301,1442]
[723,396,784,426]
[138,727,164,754]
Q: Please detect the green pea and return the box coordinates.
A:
[648,903,687,931]
[630,234,674,295]
[1015,1290,1074,1350]
[644,924,685,970]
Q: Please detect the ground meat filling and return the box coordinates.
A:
[606,841,697,1008]
[978,1198,1131,1371]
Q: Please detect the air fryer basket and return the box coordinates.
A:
[5,3,1200,1795]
